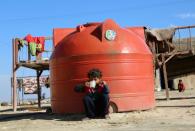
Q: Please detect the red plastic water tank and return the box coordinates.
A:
[50,19,155,113]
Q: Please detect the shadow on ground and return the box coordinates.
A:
[156,96,195,101]
[0,112,86,122]
[0,106,86,122]
[1,96,195,122]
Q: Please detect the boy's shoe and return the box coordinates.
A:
[105,114,110,119]
[96,114,110,119]
[82,117,91,121]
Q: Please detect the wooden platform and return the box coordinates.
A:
[18,60,49,70]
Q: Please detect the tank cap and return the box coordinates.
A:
[76,25,85,32]
[105,29,116,41]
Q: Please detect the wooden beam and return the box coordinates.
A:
[45,36,53,40]
[164,50,177,63]
[18,60,49,70]
[162,54,170,100]
[15,39,19,64]
[164,50,192,57]
[174,25,195,29]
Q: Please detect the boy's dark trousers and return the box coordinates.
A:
[83,94,109,118]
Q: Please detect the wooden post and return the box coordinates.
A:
[11,77,13,105]
[28,43,31,62]
[162,54,170,100]
[36,70,43,108]
[12,38,17,111]
[36,53,42,61]
[15,39,19,64]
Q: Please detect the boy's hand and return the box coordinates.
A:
[85,81,90,87]
[102,81,107,85]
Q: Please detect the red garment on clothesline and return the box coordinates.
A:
[25,34,35,43]
[24,34,45,52]
[34,37,45,52]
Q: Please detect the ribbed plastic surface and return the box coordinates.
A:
[50,19,155,113]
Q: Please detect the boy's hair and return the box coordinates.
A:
[87,68,102,78]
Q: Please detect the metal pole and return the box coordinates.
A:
[162,54,170,100]
[12,38,17,111]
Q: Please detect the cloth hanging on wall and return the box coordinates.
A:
[17,76,48,94]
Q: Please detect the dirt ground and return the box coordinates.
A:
[1,89,195,131]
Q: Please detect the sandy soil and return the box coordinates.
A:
[1,89,195,131]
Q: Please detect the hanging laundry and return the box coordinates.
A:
[29,42,37,56]
[24,34,45,56]
[24,34,35,43]
[19,39,28,46]
[35,37,45,53]
[17,38,28,51]
[17,78,23,88]
[36,43,42,52]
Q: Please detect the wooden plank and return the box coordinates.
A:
[18,60,49,70]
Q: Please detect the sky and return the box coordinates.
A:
[0,0,195,102]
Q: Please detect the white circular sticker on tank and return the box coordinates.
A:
[105,29,116,41]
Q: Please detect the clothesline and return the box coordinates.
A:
[16,36,52,40]
[43,36,53,40]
